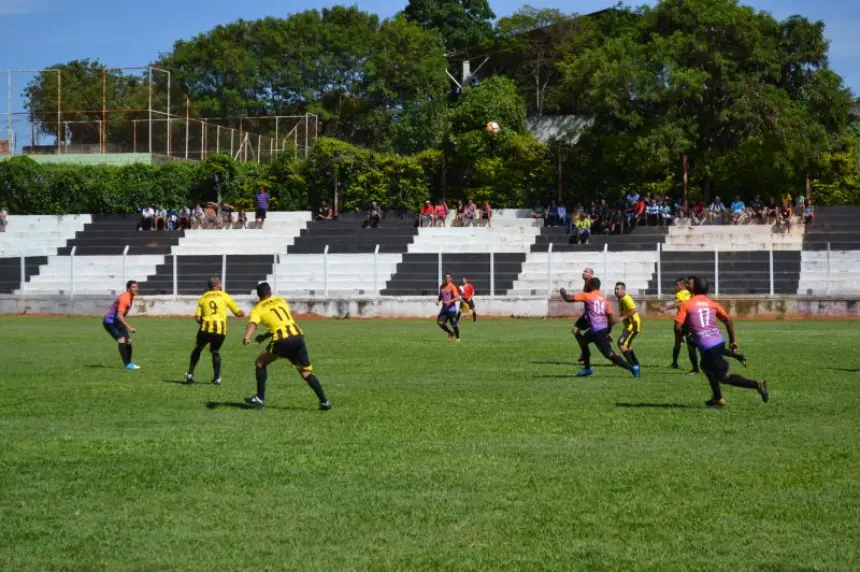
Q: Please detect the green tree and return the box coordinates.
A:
[402,0,495,52]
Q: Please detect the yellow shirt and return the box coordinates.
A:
[195,290,241,335]
[618,294,642,331]
[675,289,692,303]
[249,296,304,340]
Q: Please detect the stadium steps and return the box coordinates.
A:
[531,226,668,252]
[645,251,802,295]
[802,206,860,251]
[58,215,185,256]
[0,256,48,294]
[381,253,527,297]
[287,212,419,254]
[138,255,275,295]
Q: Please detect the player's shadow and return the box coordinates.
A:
[615,402,700,410]
[205,401,306,411]
[830,368,860,373]
[531,360,610,367]
[162,378,196,386]
[85,364,109,369]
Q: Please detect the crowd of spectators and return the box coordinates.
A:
[135,202,251,231]
[417,199,493,228]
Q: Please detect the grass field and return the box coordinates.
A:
[1,316,859,571]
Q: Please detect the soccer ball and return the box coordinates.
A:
[485,121,500,134]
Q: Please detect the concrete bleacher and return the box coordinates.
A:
[172,212,311,255]
[0,215,90,256]
[20,255,165,295]
[662,224,803,251]
[408,226,540,253]
[511,251,659,297]
[263,253,403,297]
[797,206,860,296]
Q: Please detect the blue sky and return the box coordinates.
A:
[0,0,858,118]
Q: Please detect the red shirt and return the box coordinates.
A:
[460,284,475,300]
[421,205,434,215]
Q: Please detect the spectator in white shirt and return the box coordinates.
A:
[660,201,674,226]
[137,207,156,231]
[708,196,726,224]
[645,199,660,226]
[730,196,747,225]
[0,206,7,232]
[463,199,477,227]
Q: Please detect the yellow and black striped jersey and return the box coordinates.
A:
[195,290,241,335]
[249,296,304,340]
[618,294,642,331]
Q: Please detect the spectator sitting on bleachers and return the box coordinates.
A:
[645,199,660,226]
[531,203,546,221]
[765,196,778,225]
[546,201,559,226]
[730,195,747,225]
[803,200,815,224]
[776,201,792,232]
[794,193,806,217]
[435,201,448,226]
[316,201,334,221]
[481,201,492,228]
[155,206,168,230]
[660,200,674,226]
[362,202,383,228]
[556,202,570,230]
[420,201,435,227]
[463,199,477,227]
[220,202,235,229]
[137,206,155,231]
[610,207,626,234]
[708,196,726,224]
[204,202,219,229]
[453,200,465,226]
[192,202,204,229]
[0,205,7,232]
[674,197,688,219]
[573,212,591,243]
[632,198,646,226]
[692,200,706,226]
[235,210,247,229]
[750,195,765,224]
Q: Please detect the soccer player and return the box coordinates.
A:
[242,283,331,410]
[438,273,461,342]
[684,275,748,367]
[614,282,641,368]
[669,277,700,374]
[185,276,246,385]
[561,277,639,378]
[573,267,595,363]
[458,277,477,323]
[103,280,140,370]
[675,276,768,407]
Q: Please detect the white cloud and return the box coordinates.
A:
[0,0,43,15]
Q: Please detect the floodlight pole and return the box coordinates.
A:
[166,71,171,157]
[147,67,153,154]
[56,70,62,154]
[7,71,11,155]
[102,69,107,154]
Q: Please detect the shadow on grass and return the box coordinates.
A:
[615,402,701,410]
[162,379,195,386]
[85,364,110,369]
[830,368,860,373]
[205,401,307,412]
[531,361,610,367]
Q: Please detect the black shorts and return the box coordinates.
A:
[103,320,129,340]
[255,208,267,220]
[461,298,475,311]
[618,329,638,349]
[574,315,589,331]
[267,336,313,372]
[583,328,613,358]
[699,343,729,379]
[438,308,459,325]
[195,331,225,352]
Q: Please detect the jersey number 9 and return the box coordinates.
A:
[209,301,218,314]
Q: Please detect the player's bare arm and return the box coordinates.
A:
[242,321,257,345]
[559,288,576,303]
[117,312,135,333]
[722,316,738,347]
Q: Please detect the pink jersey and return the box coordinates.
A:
[573,290,612,332]
[675,295,728,350]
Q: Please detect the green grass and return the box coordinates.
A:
[1,316,859,571]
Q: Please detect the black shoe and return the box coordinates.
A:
[757,380,769,403]
[687,369,700,375]
[739,353,749,368]
[212,378,222,386]
[185,372,194,384]
[670,363,680,370]
[319,400,332,411]
[244,396,264,408]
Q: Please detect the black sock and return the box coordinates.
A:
[439,323,453,335]
[453,325,460,339]
[581,344,591,369]
[672,343,681,365]
[255,366,267,401]
[622,349,634,366]
[687,345,699,371]
[704,370,723,400]
[212,353,221,380]
[575,333,585,358]
[126,342,133,362]
[472,312,477,322]
[117,343,130,366]
[456,312,462,322]
[188,347,203,375]
[630,350,640,366]
[610,353,633,371]
[724,374,758,389]
[304,373,328,402]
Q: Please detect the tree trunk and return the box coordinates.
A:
[805,173,811,200]
[557,151,563,203]
[682,154,689,207]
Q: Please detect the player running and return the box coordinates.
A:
[185,276,245,385]
[103,280,140,370]
[561,277,639,378]
[669,277,700,374]
[614,282,641,368]
[685,276,748,367]
[457,277,477,323]
[675,276,768,407]
[573,267,595,363]
[242,283,331,410]
[437,273,461,342]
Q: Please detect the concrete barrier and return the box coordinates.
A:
[2,294,859,319]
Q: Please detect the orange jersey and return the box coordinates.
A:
[572,290,612,332]
[104,291,133,324]
[460,283,475,300]
[439,283,460,310]
[675,294,728,349]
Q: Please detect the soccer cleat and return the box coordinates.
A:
[632,365,641,379]
[670,362,680,370]
[575,368,594,377]
[212,378,222,386]
[446,334,454,343]
[456,338,461,343]
[319,400,332,411]
[687,369,700,376]
[125,363,141,370]
[185,372,195,384]
[244,396,265,407]
[705,397,727,408]
[757,380,769,403]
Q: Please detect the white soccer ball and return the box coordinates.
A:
[486,121,500,134]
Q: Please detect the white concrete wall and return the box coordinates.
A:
[797,250,860,296]
[511,251,658,297]
[0,214,91,256]
[171,211,312,255]
[19,255,165,295]
[263,253,403,297]
[663,224,803,251]
[408,226,540,254]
